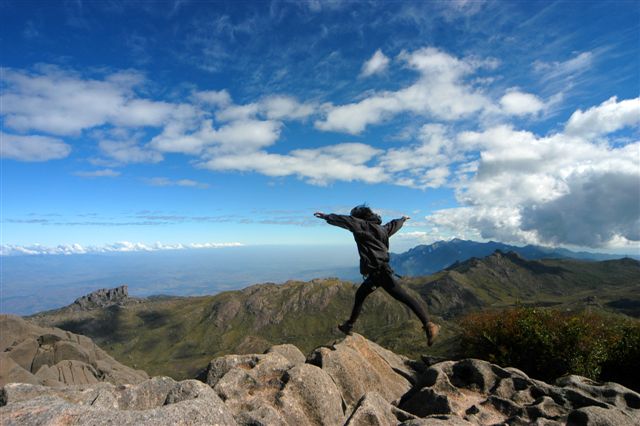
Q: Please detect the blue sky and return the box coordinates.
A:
[1,0,639,255]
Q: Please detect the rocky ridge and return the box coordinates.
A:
[2,331,639,425]
[72,285,138,310]
[0,315,147,388]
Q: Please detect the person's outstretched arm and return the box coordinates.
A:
[384,215,410,237]
[314,212,358,231]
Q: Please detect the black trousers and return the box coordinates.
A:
[347,266,429,326]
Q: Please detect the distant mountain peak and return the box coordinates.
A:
[391,239,635,277]
[73,285,136,310]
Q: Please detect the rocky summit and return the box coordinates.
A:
[72,285,137,310]
[2,331,639,425]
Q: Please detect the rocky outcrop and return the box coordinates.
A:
[0,315,147,387]
[204,334,640,426]
[204,344,345,425]
[397,359,640,425]
[73,285,133,310]
[0,377,235,425]
[2,332,639,425]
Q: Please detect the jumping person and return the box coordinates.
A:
[314,205,440,346]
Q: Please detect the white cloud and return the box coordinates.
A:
[144,177,209,189]
[534,51,593,80]
[0,132,71,162]
[0,241,244,256]
[500,90,545,116]
[111,99,176,127]
[315,47,494,134]
[151,119,282,155]
[201,142,387,185]
[521,171,640,247]
[361,49,390,77]
[148,119,215,155]
[215,96,315,122]
[425,115,640,248]
[215,103,260,121]
[98,139,163,164]
[74,169,121,178]
[192,89,232,107]
[565,96,640,138]
[213,120,282,151]
[0,67,198,139]
[260,95,315,120]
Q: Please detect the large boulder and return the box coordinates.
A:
[307,333,415,410]
[0,315,147,387]
[203,348,344,426]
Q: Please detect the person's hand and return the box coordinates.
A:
[402,215,411,220]
[314,212,326,219]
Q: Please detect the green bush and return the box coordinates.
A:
[459,307,640,391]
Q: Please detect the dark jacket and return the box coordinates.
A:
[322,214,407,275]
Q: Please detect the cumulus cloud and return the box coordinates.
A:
[361,49,390,77]
[98,139,163,164]
[214,119,282,151]
[425,115,640,248]
[151,119,282,155]
[500,90,545,116]
[0,132,71,161]
[521,172,640,247]
[201,142,387,185]
[0,67,180,135]
[260,95,315,120]
[316,47,494,134]
[565,96,640,138]
[0,241,244,256]
[192,89,232,107]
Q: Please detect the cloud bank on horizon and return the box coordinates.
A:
[1,0,638,253]
[0,241,244,256]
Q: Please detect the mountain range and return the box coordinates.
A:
[390,238,639,276]
[29,251,640,380]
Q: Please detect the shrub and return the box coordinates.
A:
[459,307,640,390]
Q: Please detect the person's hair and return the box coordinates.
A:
[350,204,382,224]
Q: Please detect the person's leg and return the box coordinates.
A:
[339,277,376,334]
[379,271,439,345]
[379,272,429,326]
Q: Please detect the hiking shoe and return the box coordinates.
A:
[338,321,353,335]
[424,322,440,347]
